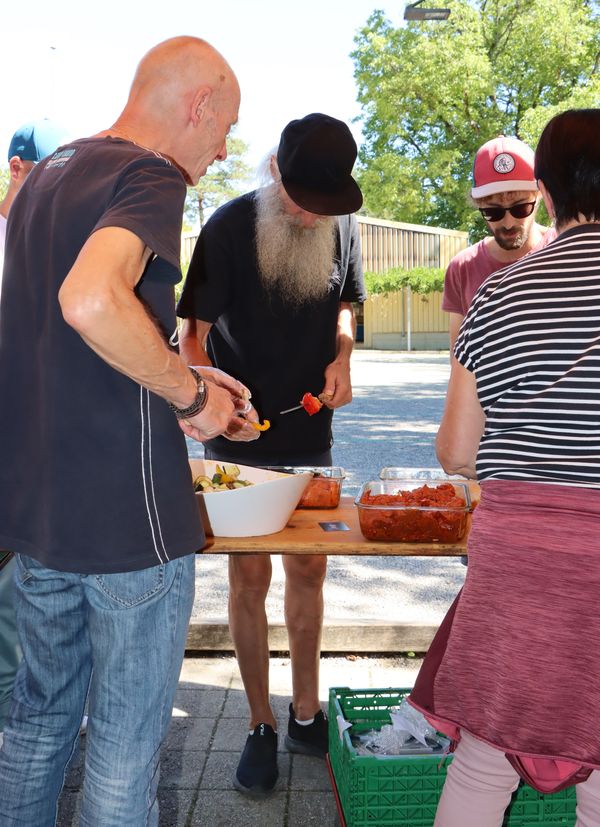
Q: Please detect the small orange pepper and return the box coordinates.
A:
[251,419,271,432]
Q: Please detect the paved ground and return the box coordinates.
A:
[57,654,423,827]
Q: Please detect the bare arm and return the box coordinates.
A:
[321,301,356,408]
[436,357,485,479]
[58,226,242,441]
[179,317,213,367]
[448,312,464,360]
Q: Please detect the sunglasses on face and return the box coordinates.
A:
[479,201,536,222]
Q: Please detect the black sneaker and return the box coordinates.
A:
[284,703,328,758]
[233,723,278,797]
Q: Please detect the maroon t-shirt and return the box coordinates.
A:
[442,227,556,316]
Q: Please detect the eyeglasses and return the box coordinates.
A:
[479,202,536,223]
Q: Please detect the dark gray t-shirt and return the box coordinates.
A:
[0,137,204,573]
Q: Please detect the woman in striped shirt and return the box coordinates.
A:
[410,109,600,827]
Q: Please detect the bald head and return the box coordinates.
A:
[129,37,235,111]
[110,36,240,184]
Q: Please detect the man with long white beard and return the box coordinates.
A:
[178,112,365,798]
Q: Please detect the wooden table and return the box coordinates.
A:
[200,483,479,556]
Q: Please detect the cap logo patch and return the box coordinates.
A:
[493,153,516,174]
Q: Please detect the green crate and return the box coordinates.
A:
[328,687,576,827]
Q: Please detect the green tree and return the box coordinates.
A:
[184,136,252,229]
[0,166,9,201]
[352,0,600,238]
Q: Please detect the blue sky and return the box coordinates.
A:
[1,0,405,172]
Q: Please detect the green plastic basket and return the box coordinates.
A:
[328,687,576,827]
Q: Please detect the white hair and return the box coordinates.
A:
[255,146,279,188]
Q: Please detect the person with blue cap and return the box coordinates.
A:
[0,118,67,751]
[0,119,68,283]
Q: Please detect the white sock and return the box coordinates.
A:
[295,716,315,726]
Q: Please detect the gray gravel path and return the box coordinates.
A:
[188,350,466,628]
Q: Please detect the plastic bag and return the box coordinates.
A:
[351,700,450,756]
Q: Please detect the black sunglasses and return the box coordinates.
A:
[479,201,536,222]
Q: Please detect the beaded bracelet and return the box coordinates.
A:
[168,367,208,419]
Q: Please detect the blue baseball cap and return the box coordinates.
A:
[7,118,68,163]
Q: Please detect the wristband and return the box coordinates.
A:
[168,367,208,419]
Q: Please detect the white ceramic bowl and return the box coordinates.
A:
[189,459,312,537]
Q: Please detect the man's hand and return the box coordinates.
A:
[320,359,352,409]
[178,365,260,442]
[177,381,238,442]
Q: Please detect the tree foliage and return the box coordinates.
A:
[365,267,445,295]
[352,0,600,237]
[0,167,9,202]
[184,136,252,229]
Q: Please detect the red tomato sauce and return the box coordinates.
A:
[298,477,341,508]
[358,483,468,542]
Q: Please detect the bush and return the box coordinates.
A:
[364,267,445,296]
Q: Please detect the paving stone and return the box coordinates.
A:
[222,688,291,720]
[163,716,215,751]
[190,789,287,826]
[63,742,86,790]
[211,716,256,752]
[289,754,331,791]
[56,790,81,825]
[287,790,340,826]
[179,656,238,688]
[200,749,290,792]
[160,748,207,789]
[173,687,227,718]
[157,789,197,826]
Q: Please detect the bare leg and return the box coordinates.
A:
[228,554,276,730]
[282,554,327,719]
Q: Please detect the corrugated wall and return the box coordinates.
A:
[357,216,467,271]
[182,215,469,349]
[183,216,467,272]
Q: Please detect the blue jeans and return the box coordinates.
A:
[0,556,21,731]
[0,553,195,826]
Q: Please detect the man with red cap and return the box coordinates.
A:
[177,112,365,798]
[443,136,555,351]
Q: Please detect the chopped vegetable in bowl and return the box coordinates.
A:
[193,463,253,492]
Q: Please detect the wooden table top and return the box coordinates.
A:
[200,483,479,556]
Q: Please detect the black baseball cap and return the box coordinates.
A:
[276,113,363,216]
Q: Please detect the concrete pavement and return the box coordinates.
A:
[57,654,423,827]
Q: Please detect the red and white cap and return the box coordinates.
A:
[472,136,537,198]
